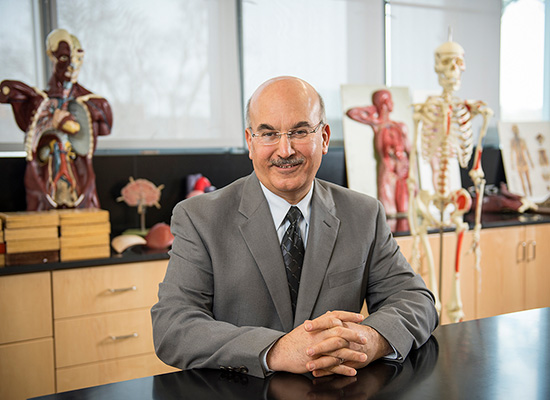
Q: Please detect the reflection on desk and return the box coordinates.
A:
[31,308,549,400]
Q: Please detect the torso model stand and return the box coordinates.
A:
[407,38,493,323]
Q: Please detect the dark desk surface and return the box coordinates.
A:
[31,307,549,400]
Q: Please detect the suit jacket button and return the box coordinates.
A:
[238,366,248,374]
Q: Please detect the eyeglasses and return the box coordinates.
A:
[250,121,324,145]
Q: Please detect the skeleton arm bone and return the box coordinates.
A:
[407,105,423,271]
[466,101,493,270]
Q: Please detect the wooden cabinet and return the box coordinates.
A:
[0,272,55,400]
[477,223,550,318]
[396,231,476,325]
[524,224,550,310]
[52,260,178,392]
[396,222,550,325]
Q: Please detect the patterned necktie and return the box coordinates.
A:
[281,206,305,316]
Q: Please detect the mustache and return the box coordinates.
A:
[270,157,305,167]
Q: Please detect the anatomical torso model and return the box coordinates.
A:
[0,29,112,210]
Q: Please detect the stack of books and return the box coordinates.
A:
[57,209,111,262]
[0,211,60,266]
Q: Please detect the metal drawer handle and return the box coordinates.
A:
[527,240,536,262]
[107,285,137,293]
[516,242,526,263]
[109,332,139,341]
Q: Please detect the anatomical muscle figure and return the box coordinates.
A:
[407,38,493,322]
[0,29,112,210]
[346,90,411,219]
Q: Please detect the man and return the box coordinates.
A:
[151,76,437,379]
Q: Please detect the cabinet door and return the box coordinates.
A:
[397,231,476,324]
[477,226,526,319]
[55,308,156,368]
[52,260,169,318]
[0,272,52,344]
[525,224,550,310]
[0,338,55,400]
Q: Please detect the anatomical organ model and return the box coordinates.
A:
[407,38,493,322]
[0,29,112,211]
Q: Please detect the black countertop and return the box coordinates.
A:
[0,246,169,276]
[30,307,550,400]
[2,211,550,277]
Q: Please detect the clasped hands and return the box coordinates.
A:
[267,311,391,378]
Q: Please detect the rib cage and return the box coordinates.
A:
[418,97,474,196]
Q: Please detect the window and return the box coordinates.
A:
[241,0,384,145]
[385,0,502,146]
[500,0,547,121]
[0,0,41,151]
[1,0,242,153]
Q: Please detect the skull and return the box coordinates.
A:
[46,29,85,85]
[434,41,465,93]
[69,35,85,84]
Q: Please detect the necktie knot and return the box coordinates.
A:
[286,206,302,226]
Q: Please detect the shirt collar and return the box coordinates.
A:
[259,182,314,229]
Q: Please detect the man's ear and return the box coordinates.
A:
[322,124,331,155]
[245,128,254,160]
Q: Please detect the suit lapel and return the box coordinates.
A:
[238,173,294,332]
[295,180,340,326]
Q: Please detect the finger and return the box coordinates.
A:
[309,362,357,378]
[306,329,367,356]
[314,349,367,367]
[304,311,364,332]
[306,352,365,373]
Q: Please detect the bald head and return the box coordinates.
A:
[246,76,326,129]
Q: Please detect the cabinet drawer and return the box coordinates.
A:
[56,352,179,392]
[0,338,55,400]
[55,308,155,368]
[52,260,168,318]
[0,272,52,344]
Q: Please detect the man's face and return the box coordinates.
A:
[246,78,330,204]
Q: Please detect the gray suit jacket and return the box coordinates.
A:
[151,172,437,378]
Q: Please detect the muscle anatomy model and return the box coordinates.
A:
[407,39,493,322]
[0,29,112,210]
[346,90,411,218]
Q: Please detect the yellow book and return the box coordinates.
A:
[60,234,110,248]
[0,211,59,229]
[4,226,59,241]
[60,244,111,262]
[60,222,111,237]
[6,237,60,253]
[56,209,110,226]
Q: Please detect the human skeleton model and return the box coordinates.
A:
[510,124,534,196]
[0,29,112,210]
[407,40,493,322]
